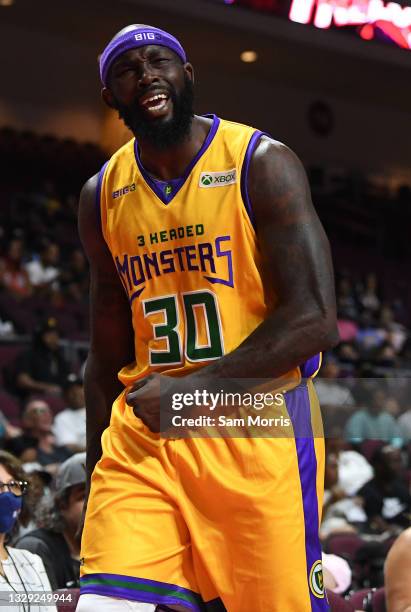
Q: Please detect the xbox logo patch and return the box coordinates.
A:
[199,169,237,188]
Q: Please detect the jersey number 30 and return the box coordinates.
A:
[143,290,224,365]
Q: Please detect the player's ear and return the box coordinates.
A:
[184,62,194,85]
[101,87,117,109]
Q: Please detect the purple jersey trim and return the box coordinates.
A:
[300,354,322,378]
[240,130,270,228]
[134,114,220,205]
[284,384,330,611]
[95,161,109,232]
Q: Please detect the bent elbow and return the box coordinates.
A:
[313,315,339,352]
[323,324,340,351]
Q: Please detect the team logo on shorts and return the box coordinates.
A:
[309,560,325,598]
[199,169,237,188]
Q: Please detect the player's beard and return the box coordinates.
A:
[115,74,194,150]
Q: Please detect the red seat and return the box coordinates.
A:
[360,440,385,462]
[325,532,364,563]
[327,590,356,611]
[0,389,21,425]
[371,587,386,612]
[55,588,80,612]
[0,343,26,386]
[348,588,373,610]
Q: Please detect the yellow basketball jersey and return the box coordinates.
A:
[98,115,315,388]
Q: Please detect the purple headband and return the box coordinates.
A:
[99,26,187,86]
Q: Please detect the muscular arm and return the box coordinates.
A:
[129,138,339,431]
[385,528,411,612]
[78,174,134,486]
[198,137,338,380]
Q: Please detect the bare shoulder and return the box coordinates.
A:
[248,134,313,224]
[78,172,104,259]
[251,135,306,173]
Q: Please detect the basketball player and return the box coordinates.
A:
[76,24,338,612]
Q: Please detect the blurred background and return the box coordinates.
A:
[0,0,410,608]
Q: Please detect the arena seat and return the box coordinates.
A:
[0,343,26,386]
[326,590,356,611]
[348,588,373,610]
[371,587,386,612]
[360,440,385,462]
[325,532,364,563]
[0,294,37,334]
[0,389,21,425]
[55,588,80,612]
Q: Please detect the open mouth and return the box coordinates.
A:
[140,93,170,113]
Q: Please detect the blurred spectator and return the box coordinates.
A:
[314,360,354,408]
[344,389,403,448]
[0,237,32,300]
[373,341,398,368]
[336,319,358,343]
[31,180,62,226]
[60,248,89,302]
[0,411,22,442]
[377,305,407,354]
[53,375,86,452]
[398,403,411,440]
[322,553,352,595]
[385,527,411,612]
[0,316,14,336]
[327,438,374,496]
[385,397,401,418]
[7,399,71,475]
[16,452,86,590]
[24,239,60,293]
[336,277,358,321]
[357,445,410,532]
[358,272,380,313]
[14,318,70,398]
[18,463,52,539]
[4,437,38,465]
[355,312,384,356]
[0,451,56,611]
[321,452,366,539]
[335,342,360,371]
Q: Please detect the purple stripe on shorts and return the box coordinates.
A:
[284,384,330,612]
[80,573,203,611]
[80,584,201,610]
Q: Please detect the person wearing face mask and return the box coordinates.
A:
[16,452,86,591]
[0,451,56,612]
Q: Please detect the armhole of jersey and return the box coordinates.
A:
[300,352,322,379]
[240,130,271,228]
[95,161,109,234]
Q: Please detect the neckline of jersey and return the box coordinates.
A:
[133,114,220,206]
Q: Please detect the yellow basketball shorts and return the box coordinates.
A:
[80,381,329,611]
